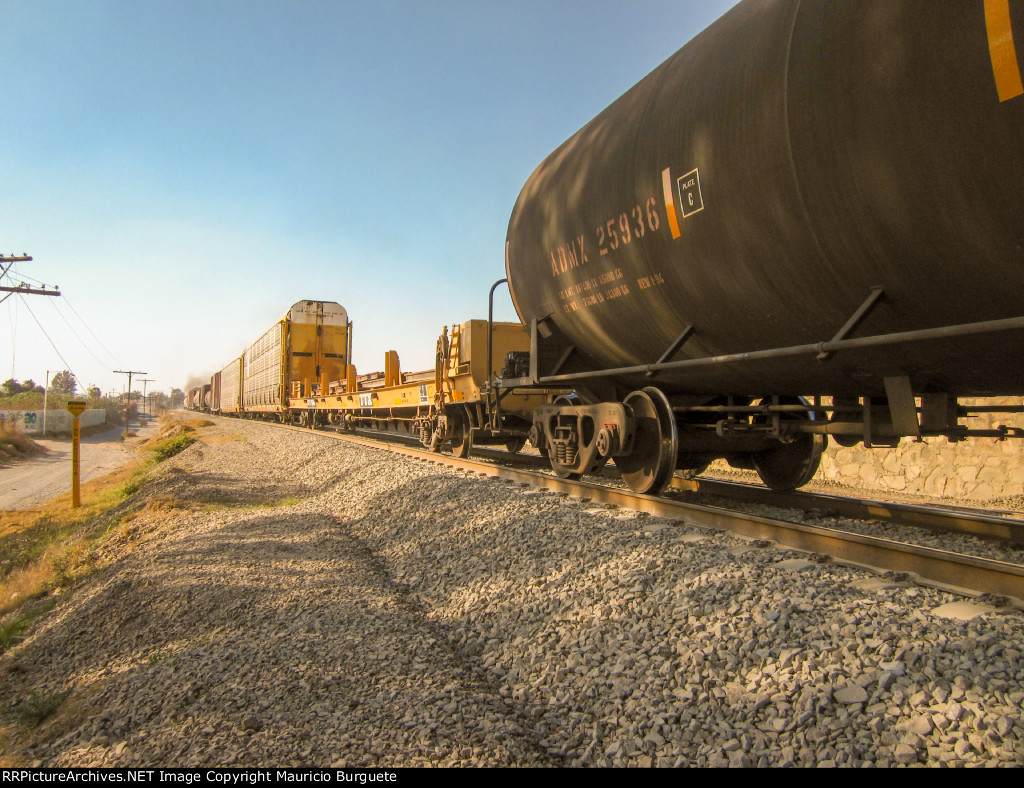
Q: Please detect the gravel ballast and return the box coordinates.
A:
[3,417,1023,767]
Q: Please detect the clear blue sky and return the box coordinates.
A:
[1,0,737,398]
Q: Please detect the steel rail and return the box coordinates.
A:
[668,477,1024,546]
[253,418,1024,601]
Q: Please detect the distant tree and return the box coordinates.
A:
[21,379,43,393]
[50,370,77,396]
[169,388,185,408]
[1,379,24,397]
[86,385,102,402]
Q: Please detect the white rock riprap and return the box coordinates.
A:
[710,396,1024,503]
[3,417,1023,767]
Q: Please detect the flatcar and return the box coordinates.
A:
[299,318,556,457]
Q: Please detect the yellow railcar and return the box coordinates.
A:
[433,320,554,455]
[240,301,350,420]
[297,319,559,455]
[201,302,560,458]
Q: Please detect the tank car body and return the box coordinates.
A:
[198,384,212,414]
[504,0,1024,492]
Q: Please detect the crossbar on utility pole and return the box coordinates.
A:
[114,370,147,427]
[0,285,61,296]
[0,254,60,299]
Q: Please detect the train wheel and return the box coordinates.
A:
[751,397,825,490]
[505,438,526,454]
[450,412,474,458]
[617,387,678,495]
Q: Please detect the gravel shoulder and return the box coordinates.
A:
[2,416,1023,767]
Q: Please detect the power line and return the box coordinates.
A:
[59,293,123,368]
[48,296,118,370]
[16,293,80,387]
[7,292,16,380]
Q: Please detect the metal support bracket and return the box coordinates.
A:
[884,375,921,439]
[549,345,577,378]
[817,287,885,361]
[646,323,695,376]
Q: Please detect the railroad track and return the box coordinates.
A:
[667,477,1024,546]
[213,415,1024,603]
[343,424,1024,548]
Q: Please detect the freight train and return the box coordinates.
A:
[187,300,558,458]
[191,0,1024,494]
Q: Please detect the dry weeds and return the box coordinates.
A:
[0,429,46,469]
[0,415,217,625]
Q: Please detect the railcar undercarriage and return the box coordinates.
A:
[521,387,1024,495]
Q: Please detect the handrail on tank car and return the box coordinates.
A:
[486,278,510,430]
[537,313,1024,385]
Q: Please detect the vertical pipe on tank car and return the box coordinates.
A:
[487,279,509,431]
[487,279,509,384]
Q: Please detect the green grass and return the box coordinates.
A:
[150,433,198,461]
[120,476,145,498]
[0,616,31,652]
[0,601,56,656]
[9,689,72,727]
[0,429,199,622]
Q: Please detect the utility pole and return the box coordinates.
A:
[114,370,146,427]
[139,378,154,418]
[42,368,50,437]
[0,254,61,299]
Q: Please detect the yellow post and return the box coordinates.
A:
[66,400,86,508]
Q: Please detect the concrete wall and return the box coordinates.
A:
[814,397,1024,503]
[0,408,107,436]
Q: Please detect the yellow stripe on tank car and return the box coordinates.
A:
[661,168,682,239]
[985,0,1024,102]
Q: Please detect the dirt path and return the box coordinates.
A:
[0,422,160,510]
